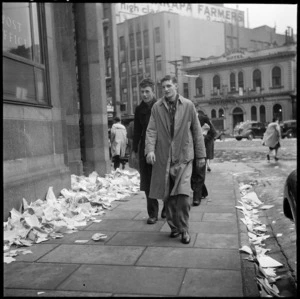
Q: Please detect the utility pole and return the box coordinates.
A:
[168,59,182,78]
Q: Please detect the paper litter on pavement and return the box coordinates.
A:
[237,182,284,296]
[3,169,140,263]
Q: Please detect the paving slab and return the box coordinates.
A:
[194,233,239,249]
[42,230,117,245]
[136,247,241,270]
[4,262,79,289]
[9,243,59,262]
[180,268,243,297]
[100,209,141,219]
[4,289,112,297]
[37,244,145,265]
[160,220,238,234]
[195,205,236,213]
[206,199,236,206]
[57,264,185,296]
[106,231,196,247]
[202,212,237,222]
[86,219,165,231]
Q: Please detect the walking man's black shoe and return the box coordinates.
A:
[170,231,181,238]
[181,232,191,244]
[147,217,157,224]
[193,199,201,206]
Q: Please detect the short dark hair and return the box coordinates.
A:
[161,75,177,84]
[139,78,155,90]
[114,116,121,122]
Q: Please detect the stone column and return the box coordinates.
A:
[74,3,111,176]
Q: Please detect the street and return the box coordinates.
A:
[213,137,297,294]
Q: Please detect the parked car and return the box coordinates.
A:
[283,169,297,230]
[234,121,267,141]
[215,130,226,141]
[281,120,297,138]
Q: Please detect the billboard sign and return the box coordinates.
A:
[115,3,245,27]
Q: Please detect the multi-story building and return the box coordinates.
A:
[115,9,287,118]
[181,42,297,133]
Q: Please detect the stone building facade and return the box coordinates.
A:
[181,44,297,133]
[3,3,111,219]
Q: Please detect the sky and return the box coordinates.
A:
[224,4,297,35]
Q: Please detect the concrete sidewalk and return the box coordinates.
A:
[4,162,260,297]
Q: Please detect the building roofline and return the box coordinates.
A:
[182,46,296,72]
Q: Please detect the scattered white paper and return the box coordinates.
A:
[257,255,283,268]
[276,233,283,237]
[91,233,107,241]
[239,245,253,255]
[92,219,102,223]
[259,205,274,210]
[75,240,89,243]
[3,169,140,263]
[4,256,16,264]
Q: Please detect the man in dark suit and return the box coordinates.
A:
[131,78,166,224]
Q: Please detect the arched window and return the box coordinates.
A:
[211,109,216,118]
[251,106,257,121]
[195,77,203,95]
[260,105,266,123]
[238,71,244,89]
[253,69,261,89]
[219,108,224,118]
[213,75,220,92]
[272,66,281,87]
[273,104,282,121]
[230,73,236,91]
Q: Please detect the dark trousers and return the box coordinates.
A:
[145,191,165,219]
[191,159,208,201]
[165,168,190,233]
[165,194,190,233]
[113,155,126,170]
[113,155,121,170]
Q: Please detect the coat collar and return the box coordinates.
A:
[160,94,182,108]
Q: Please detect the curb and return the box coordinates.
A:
[232,174,261,297]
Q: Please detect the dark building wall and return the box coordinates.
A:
[3,3,82,219]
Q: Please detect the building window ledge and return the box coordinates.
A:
[270,86,284,90]
[194,94,205,98]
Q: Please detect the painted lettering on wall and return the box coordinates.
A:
[2,14,28,48]
[116,3,245,26]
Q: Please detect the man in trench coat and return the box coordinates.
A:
[131,78,166,224]
[145,75,206,244]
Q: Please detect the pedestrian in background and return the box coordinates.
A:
[110,116,127,170]
[145,75,206,244]
[131,78,165,224]
[200,111,217,172]
[127,120,139,170]
[262,117,281,161]
[191,111,216,205]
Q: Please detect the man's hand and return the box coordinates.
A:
[196,158,206,169]
[146,152,156,165]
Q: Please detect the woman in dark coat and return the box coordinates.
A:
[131,78,165,224]
[200,113,217,172]
[191,111,217,206]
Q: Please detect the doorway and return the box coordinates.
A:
[232,107,244,130]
